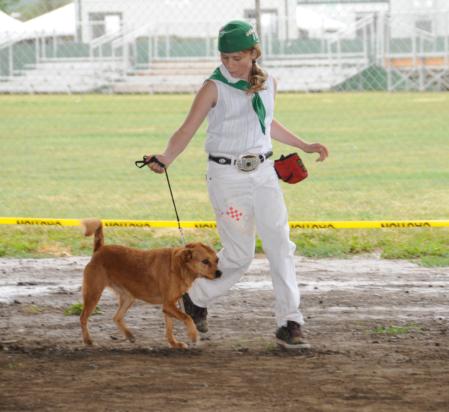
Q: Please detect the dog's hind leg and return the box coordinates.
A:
[80,267,106,346]
[163,303,198,346]
[164,313,188,349]
[113,291,136,342]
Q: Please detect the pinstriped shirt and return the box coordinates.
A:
[205,64,274,156]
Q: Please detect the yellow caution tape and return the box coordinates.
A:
[288,220,449,229]
[0,217,448,229]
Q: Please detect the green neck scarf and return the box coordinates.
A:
[209,67,266,135]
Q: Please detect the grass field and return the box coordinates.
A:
[1,93,449,263]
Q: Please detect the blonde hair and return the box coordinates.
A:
[247,44,268,94]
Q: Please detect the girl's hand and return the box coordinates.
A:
[304,143,329,162]
[146,154,169,173]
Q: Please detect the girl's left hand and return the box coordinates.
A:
[305,143,329,162]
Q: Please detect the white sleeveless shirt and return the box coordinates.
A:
[205,64,274,156]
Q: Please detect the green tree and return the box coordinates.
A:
[0,0,20,13]
[18,0,71,20]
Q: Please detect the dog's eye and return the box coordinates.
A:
[201,259,210,265]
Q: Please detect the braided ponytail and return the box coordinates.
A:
[247,44,268,94]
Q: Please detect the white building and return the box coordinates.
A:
[390,0,449,37]
[75,0,298,43]
[0,9,25,43]
[296,0,389,38]
[296,0,449,38]
[23,3,76,39]
[0,4,76,45]
[1,1,447,92]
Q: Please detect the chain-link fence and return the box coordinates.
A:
[1,0,449,92]
[1,0,449,232]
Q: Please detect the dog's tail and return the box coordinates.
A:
[81,219,104,253]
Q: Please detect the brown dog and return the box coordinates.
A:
[80,219,221,348]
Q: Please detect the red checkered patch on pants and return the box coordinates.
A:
[226,206,243,222]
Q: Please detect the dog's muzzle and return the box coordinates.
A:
[215,270,222,278]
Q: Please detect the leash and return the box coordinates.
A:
[135,155,186,245]
[135,155,187,312]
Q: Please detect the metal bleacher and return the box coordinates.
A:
[0,58,123,93]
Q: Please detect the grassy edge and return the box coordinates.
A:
[0,226,448,267]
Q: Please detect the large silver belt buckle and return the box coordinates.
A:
[236,154,260,172]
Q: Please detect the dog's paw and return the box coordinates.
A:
[188,331,198,343]
[170,341,188,349]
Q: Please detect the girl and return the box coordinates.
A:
[148,20,329,349]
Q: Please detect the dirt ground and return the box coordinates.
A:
[0,255,448,412]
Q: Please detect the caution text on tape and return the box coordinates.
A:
[1,217,448,229]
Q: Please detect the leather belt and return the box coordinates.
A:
[208,151,273,166]
[208,151,273,172]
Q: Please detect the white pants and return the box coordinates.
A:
[188,159,304,327]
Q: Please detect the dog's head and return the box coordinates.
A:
[176,243,221,280]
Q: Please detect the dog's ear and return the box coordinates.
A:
[179,248,193,262]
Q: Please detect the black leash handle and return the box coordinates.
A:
[135,155,166,169]
[135,155,186,245]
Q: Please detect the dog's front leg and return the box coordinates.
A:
[163,303,198,346]
[164,314,188,349]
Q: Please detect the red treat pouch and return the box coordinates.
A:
[274,153,308,184]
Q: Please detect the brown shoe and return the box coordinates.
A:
[276,321,311,349]
[181,293,208,333]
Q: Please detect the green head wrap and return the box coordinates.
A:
[218,20,259,53]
